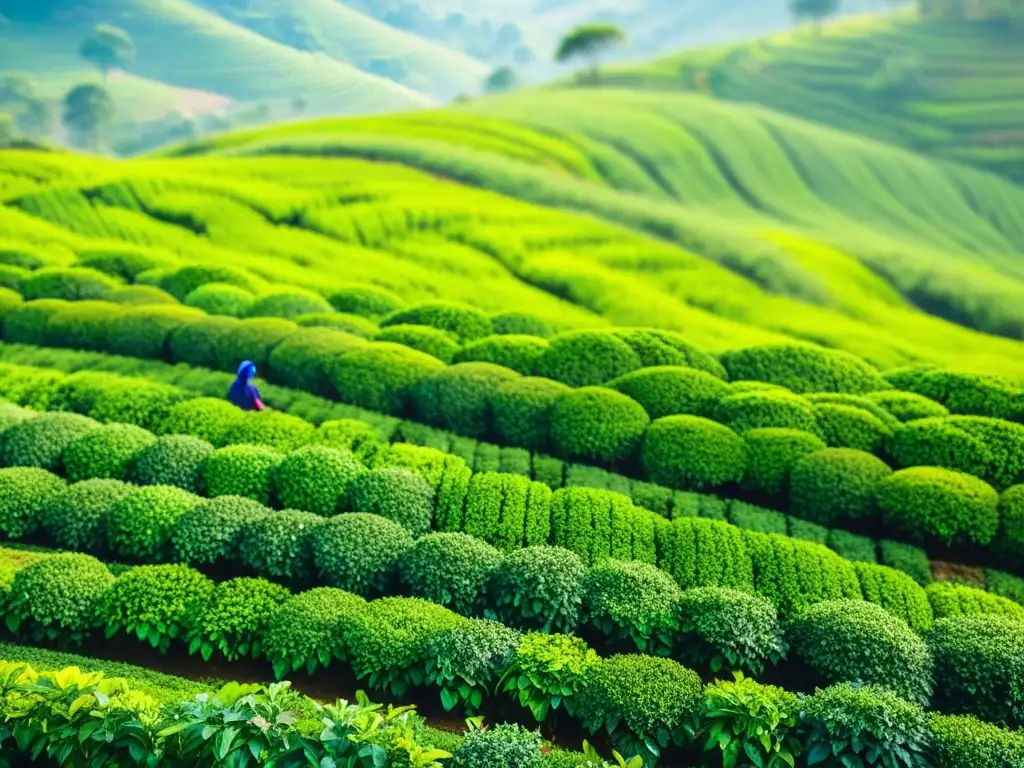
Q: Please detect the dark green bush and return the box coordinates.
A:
[381,300,492,342]
[715,390,819,434]
[533,330,642,387]
[453,335,548,375]
[452,724,541,768]
[865,390,949,422]
[263,587,367,679]
[0,467,66,539]
[76,245,174,281]
[728,502,787,534]
[929,714,1024,768]
[106,305,199,359]
[0,286,22,320]
[799,684,931,768]
[168,316,243,368]
[884,365,1022,421]
[641,415,746,489]
[248,288,333,320]
[186,577,292,661]
[678,586,785,676]
[183,283,256,317]
[376,324,460,363]
[347,467,434,536]
[44,301,121,351]
[426,618,521,714]
[609,365,730,420]
[926,582,1024,622]
[61,423,155,482]
[657,517,754,591]
[878,539,932,586]
[986,568,1024,604]
[21,266,119,301]
[876,466,999,546]
[327,342,445,415]
[238,509,324,584]
[720,344,889,394]
[214,317,299,372]
[459,471,552,551]
[550,387,649,464]
[788,448,892,525]
[788,599,932,703]
[4,299,69,345]
[0,411,98,471]
[314,419,382,464]
[296,311,379,338]
[41,478,132,553]
[326,284,405,318]
[200,444,282,505]
[170,495,270,567]
[1001,484,1024,554]
[160,264,262,301]
[929,614,1024,726]
[576,655,702,765]
[490,311,553,338]
[107,485,201,561]
[412,362,519,438]
[0,264,29,291]
[612,328,727,378]
[311,513,412,596]
[551,487,658,566]
[6,553,113,647]
[813,403,893,452]
[855,563,933,633]
[398,532,502,615]
[740,428,826,496]
[100,564,213,653]
[271,445,363,516]
[128,435,214,493]
[826,529,876,563]
[581,559,682,655]
[383,444,473,536]
[230,410,315,452]
[486,546,586,633]
[266,327,366,397]
[491,376,570,452]
[787,516,829,545]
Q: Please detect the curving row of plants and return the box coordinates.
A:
[3,550,1022,767]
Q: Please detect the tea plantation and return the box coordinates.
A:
[1,8,1024,768]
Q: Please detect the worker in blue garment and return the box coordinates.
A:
[227,360,265,411]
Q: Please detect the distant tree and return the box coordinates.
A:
[0,76,49,137]
[555,23,626,82]
[790,0,841,32]
[79,24,136,80]
[483,66,517,93]
[0,75,34,105]
[291,96,308,114]
[0,114,14,146]
[62,83,114,149]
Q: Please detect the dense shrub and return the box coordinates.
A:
[0,411,97,471]
[581,560,682,655]
[453,335,548,375]
[326,284,405,318]
[786,516,829,545]
[200,445,282,505]
[128,435,213,493]
[926,582,1024,621]
[550,387,649,464]
[413,362,519,438]
[314,419,382,464]
[426,618,521,714]
[4,299,69,345]
[641,415,746,489]
[986,568,1024,604]
[550,487,657,566]
[928,614,1024,726]
[107,485,201,561]
[715,390,819,434]
[452,724,541,768]
[271,445,363,516]
[0,402,31,432]
[813,403,893,452]
[99,563,213,653]
[44,301,121,350]
[61,423,155,482]
[263,587,367,678]
[700,675,799,768]
[76,246,173,281]
[729,502,787,534]
[214,317,298,372]
[160,398,244,446]
[0,263,28,291]
[248,288,333,320]
[266,327,366,396]
[788,599,932,703]
[106,305,199,359]
[855,563,933,633]
[183,282,255,317]
[884,365,1022,421]
[657,517,754,591]
[347,467,434,536]
[865,390,949,422]
[311,513,412,596]
[168,316,242,368]
[238,509,324,584]
[0,467,66,539]
[609,365,729,420]
[499,633,598,721]
[41,478,132,553]
[186,577,292,661]
[398,533,502,615]
[491,377,570,452]
[230,410,315,452]
[160,264,262,301]
[534,330,642,387]
[826,529,876,563]
[878,539,932,586]
[490,311,553,338]
[376,324,461,363]
[876,467,999,546]
[170,495,270,567]
[740,428,826,496]
[678,586,785,676]
[110,286,178,308]
[799,684,931,768]
[296,311,378,338]
[381,301,492,342]
[576,655,702,765]
[21,266,119,301]
[719,344,889,394]
[327,342,445,414]
[486,546,586,633]
[6,554,113,647]
[613,328,727,378]
[789,448,892,525]
[383,444,472,535]
[929,714,1024,768]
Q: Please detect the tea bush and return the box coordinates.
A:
[813,403,892,452]
[614,329,726,378]
[550,487,656,566]
[41,478,132,553]
[170,495,270,567]
[927,581,1024,622]
[266,327,365,396]
[271,445,364,516]
[454,335,548,375]
[826,529,876,563]
[128,434,214,493]
[381,301,492,342]
[641,415,746,489]
[398,532,502,615]
[499,633,598,721]
[491,376,570,452]
[490,311,553,338]
[462,471,550,551]
[327,343,445,414]
[884,366,1022,421]
[426,618,521,714]
[326,284,405,318]
[45,301,120,350]
[413,362,519,438]
[22,266,119,301]
[161,398,244,447]
[740,428,826,495]
[551,387,649,464]
[61,423,155,481]
[609,365,730,420]
[230,409,315,452]
[876,466,1000,546]
[700,675,799,768]
[0,467,66,539]
[451,723,541,768]
[186,577,292,661]
[106,305,200,360]
[715,390,819,434]
[0,411,97,470]
[929,713,1024,768]
[678,586,785,676]
[160,264,262,301]
[169,316,242,368]
[249,288,333,320]
[297,310,378,337]
[789,448,892,525]
[855,563,933,633]
[6,553,113,647]
[183,282,256,317]
[486,546,586,633]
[347,467,434,536]
[376,324,461,363]
[534,330,642,387]
[238,508,324,583]
[200,444,283,505]
[878,539,932,586]
[263,587,367,678]
[866,390,948,422]
[4,299,69,345]
[107,485,201,560]
[719,344,888,394]
[787,599,932,703]
[657,517,754,592]
[311,513,412,596]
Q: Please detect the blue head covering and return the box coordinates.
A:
[228,360,261,410]
[237,360,256,379]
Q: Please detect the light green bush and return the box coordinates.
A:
[376,324,461,363]
[311,513,412,596]
[641,415,746,489]
[789,448,892,525]
[107,485,201,561]
[186,577,291,661]
[855,563,933,633]
[720,344,889,394]
[491,376,570,452]
[61,423,155,482]
[128,435,214,493]
[160,264,262,301]
[381,300,492,342]
[200,444,283,505]
[813,403,893,452]
[453,335,548,375]
[609,365,730,420]
[716,390,818,434]
[41,478,132,553]
[0,467,67,539]
[238,509,324,583]
[263,587,367,679]
[272,445,363,516]
[327,342,445,415]
[613,329,727,379]
[551,387,649,464]
[534,330,642,387]
[248,288,333,320]
[170,495,271,567]
[326,284,405,318]
[183,282,255,317]
[266,327,366,397]
[412,362,520,438]
[741,428,826,496]
[0,411,98,471]
[21,266,120,301]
